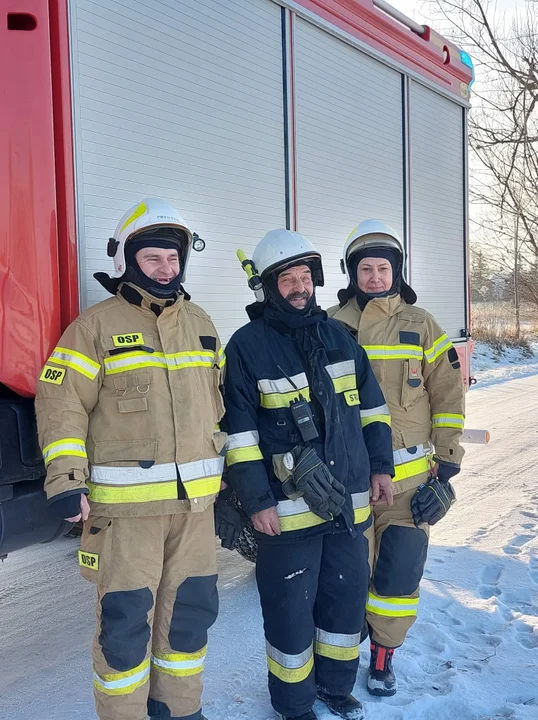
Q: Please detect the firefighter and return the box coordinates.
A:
[328,219,465,697]
[35,198,225,720]
[221,229,394,720]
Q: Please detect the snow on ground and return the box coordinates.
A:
[472,341,538,387]
[1,374,538,720]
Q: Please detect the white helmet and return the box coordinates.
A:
[108,198,194,282]
[252,229,324,286]
[341,219,404,283]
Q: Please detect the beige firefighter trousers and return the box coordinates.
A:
[79,507,217,720]
[365,487,430,648]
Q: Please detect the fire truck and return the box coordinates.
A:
[0,0,473,555]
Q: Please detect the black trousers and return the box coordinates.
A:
[256,529,369,717]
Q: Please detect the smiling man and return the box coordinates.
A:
[221,229,394,720]
[35,198,225,720]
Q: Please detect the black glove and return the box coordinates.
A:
[214,486,248,550]
[411,476,456,526]
[290,445,347,521]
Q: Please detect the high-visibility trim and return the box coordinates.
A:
[276,497,327,532]
[352,491,371,524]
[217,347,226,368]
[363,345,424,361]
[87,481,178,504]
[91,463,177,485]
[50,347,100,379]
[325,361,356,393]
[178,457,224,498]
[314,628,360,661]
[103,350,217,375]
[393,443,432,466]
[94,657,150,696]
[393,456,430,483]
[120,201,147,233]
[266,641,314,684]
[258,372,310,409]
[43,438,87,465]
[424,334,452,363]
[226,431,263,465]
[432,413,465,429]
[366,592,419,618]
[360,403,391,428]
[151,647,206,677]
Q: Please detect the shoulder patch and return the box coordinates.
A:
[199,335,217,351]
[399,331,420,346]
[112,333,144,347]
[40,365,66,385]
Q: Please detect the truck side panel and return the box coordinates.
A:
[0,0,61,397]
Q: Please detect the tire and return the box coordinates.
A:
[234,522,258,563]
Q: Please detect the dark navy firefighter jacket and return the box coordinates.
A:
[222,304,394,541]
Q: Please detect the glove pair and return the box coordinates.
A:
[411,462,457,526]
[214,485,248,550]
[288,445,347,521]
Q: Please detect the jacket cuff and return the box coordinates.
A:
[242,490,277,518]
[370,461,395,478]
[434,458,460,482]
[48,488,88,519]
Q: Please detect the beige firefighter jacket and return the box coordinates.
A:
[35,283,226,518]
[328,294,465,495]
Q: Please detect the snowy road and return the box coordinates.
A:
[1,375,538,720]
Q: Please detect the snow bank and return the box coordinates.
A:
[472,341,538,387]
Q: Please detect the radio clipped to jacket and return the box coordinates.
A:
[276,365,318,442]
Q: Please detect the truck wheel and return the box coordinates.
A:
[234,522,258,563]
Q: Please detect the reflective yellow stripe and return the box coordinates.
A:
[314,641,359,661]
[87,481,178,504]
[361,414,391,428]
[424,334,452,363]
[260,387,311,409]
[218,347,226,368]
[103,350,216,375]
[94,658,150,696]
[43,438,87,464]
[364,345,424,361]
[353,505,371,524]
[226,446,263,465]
[432,413,465,429]
[151,647,206,677]
[120,201,147,233]
[266,646,314,684]
[50,347,100,379]
[393,456,430,482]
[331,375,357,393]
[279,511,327,532]
[366,592,418,618]
[182,476,221,499]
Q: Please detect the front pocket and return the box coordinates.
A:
[118,397,148,413]
[91,439,158,464]
[401,359,424,409]
[79,516,113,584]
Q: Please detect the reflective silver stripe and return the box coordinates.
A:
[90,463,177,485]
[51,348,100,378]
[432,415,464,428]
[315,628,361,648]
[276,497,311,517]
[360,403,390,418]
[94,663,150,691]
[258,373,308,394]
[43,439,87,463]
[151,655,205,671]
[166,352,214,368]
[367,595,419,612]
[424,335,451,362]
[104,353,167,373]
[266,641,313,669]
[351,491,370,509]
[365,347,423,360]
[324,360,355,379]
[227,431,260,449]
[178,457,224,482]
[393,443,432,466]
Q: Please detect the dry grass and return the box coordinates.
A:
[472,302,536,355]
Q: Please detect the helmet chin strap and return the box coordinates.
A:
[122,264,182,298]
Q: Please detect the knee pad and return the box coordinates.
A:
[99,587,153,670]
[169,575,218,652]
[373,525,428,597]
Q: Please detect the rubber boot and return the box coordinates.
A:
[278,711,317,720]
[367,642,397,697]
[317,691,364,720]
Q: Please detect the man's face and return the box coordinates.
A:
[135,247,180,284]
[356,256,393,293]
[277,264,314,309]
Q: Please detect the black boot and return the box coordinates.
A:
[368,642,397,696]
[317,690,364,720]
[278,712,317,720]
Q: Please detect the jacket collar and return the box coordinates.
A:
[332,294,407,331]
[118,282,184,316]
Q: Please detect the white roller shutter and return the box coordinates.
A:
[293,18,404,308]
[69,0,286,341]
[409,81,466,340]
